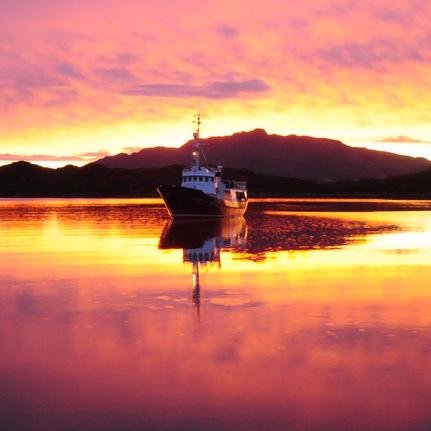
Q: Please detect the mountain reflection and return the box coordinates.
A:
[159,211,397,265]
[240,211,397,260]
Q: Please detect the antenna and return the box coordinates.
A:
[192,113,209,167]
[193,113,207,139]
[195,113,201,135]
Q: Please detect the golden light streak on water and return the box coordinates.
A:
[1,198,431,430]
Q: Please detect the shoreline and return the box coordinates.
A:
[1,194,431,200]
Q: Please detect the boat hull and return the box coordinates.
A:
[157,185,248,217]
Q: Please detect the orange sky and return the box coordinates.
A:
[1,0,431,167]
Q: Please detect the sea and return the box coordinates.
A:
[1,198,431,431]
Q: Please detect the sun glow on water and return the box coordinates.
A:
[2,199,431,430]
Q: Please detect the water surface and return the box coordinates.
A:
[1,198,431,431]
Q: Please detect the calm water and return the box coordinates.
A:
[1,198,431,431]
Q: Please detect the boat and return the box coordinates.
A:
[157,115,248,217]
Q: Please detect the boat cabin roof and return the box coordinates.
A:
[182,166,217,176]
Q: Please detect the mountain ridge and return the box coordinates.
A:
[1,160,431,198]
[96,129,431,181]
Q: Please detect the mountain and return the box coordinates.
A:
[338,167,431,196]
[0,161,321,197]
[97,129,431,181]
[0,162,178,197]
[1,160,431,198]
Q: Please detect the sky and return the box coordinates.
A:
[1,0,431,167]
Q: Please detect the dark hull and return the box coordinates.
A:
[157,185,248,217]
[159,217,247,249]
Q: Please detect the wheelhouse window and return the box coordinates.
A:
[236,191,246,201]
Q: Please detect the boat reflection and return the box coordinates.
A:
[159,217,247,308]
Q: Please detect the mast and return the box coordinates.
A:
[192,261,200,319]
[192,113,209,168]
[192,114,201,169]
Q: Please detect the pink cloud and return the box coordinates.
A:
[124,79,270,98]
[215,24,239,38]
[122,147,142,153]
[0,151,110,163]
[377,136,430,144]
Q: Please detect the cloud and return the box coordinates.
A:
[215,24,239,38]
[122,146,142,153]
[42,88,78,107]
[373,8,408,24]
[79,151,111,158]
[56,62,84,79]
[115,52,141,64]
[377,136,431,144]
[317,40,425,68]
[0,61,82,108]
[124,79,270,98]
[0,150,110,163]
[0,153,83,162]
[94,67,137,83]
